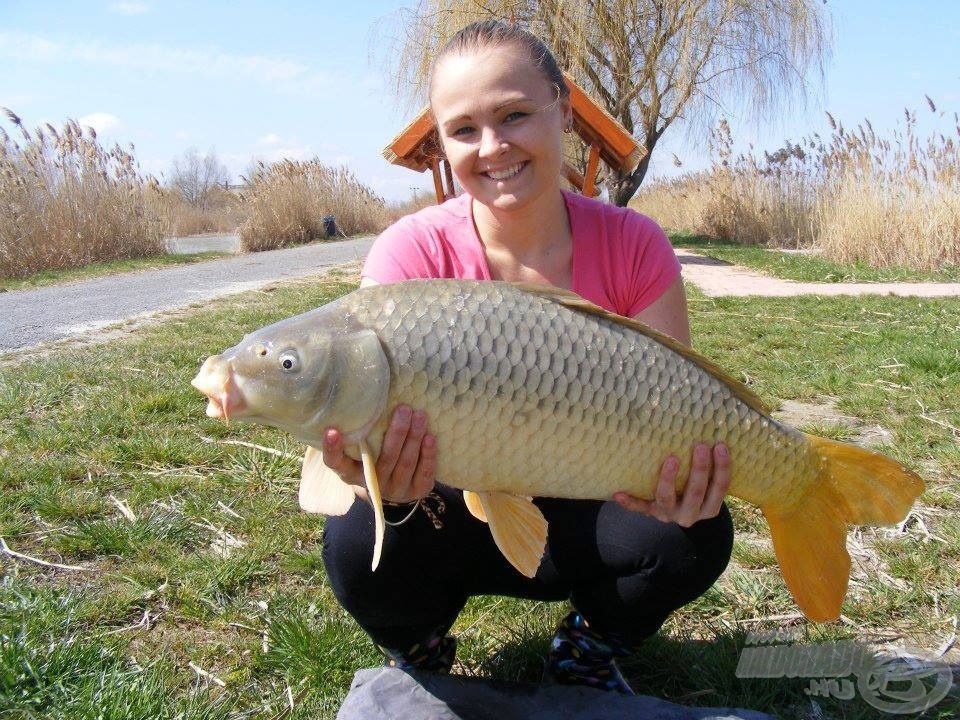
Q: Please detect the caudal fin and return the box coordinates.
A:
[763,435,924,622]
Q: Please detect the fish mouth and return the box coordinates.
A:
[192,356,248,421]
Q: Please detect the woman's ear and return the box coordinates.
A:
[560,97,573,132]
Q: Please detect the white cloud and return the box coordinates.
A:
[78,112,120,135]
[0,31,327,92]
[257,133,281,145]
[109,2,149,15]
[269,145,313,162]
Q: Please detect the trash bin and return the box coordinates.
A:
[322,215,337,238]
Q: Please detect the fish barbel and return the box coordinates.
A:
[192,279,924,621]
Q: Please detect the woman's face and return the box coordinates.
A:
[430,44,571,212]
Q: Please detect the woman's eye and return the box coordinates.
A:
[451,125,475,137]
[504,111,527,122]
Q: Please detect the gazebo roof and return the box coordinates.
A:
[382,73,644,176]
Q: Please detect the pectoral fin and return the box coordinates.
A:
[299,446,357,515]
[463,490,487,523]
[359,439,385,572]
[477,492,547,578]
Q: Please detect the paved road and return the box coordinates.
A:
[0,236,374,354]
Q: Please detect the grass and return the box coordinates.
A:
[0,252,229,292]
[670,233,960,283]
[0,274,958,718]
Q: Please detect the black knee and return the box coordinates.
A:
[321,504,467,648]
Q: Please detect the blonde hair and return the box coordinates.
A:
[430,20,569,101]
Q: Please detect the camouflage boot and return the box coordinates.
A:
[544,611,637,695]
[378,626,457,674]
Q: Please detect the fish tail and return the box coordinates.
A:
[762,434,924,622]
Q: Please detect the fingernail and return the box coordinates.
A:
[396,406,411,420]
[666,457,679,472]
[716,444,728,458]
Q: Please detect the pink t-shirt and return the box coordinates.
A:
[362,190,681,316]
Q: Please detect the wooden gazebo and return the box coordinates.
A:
[382,73,644,202]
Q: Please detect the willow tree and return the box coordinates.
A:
[384,0,831,206]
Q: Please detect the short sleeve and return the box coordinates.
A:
[622,213,682,317]
[361,217,441,283]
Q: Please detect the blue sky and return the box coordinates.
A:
[2,1,958,202]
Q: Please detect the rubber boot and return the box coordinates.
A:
[544,611,637,695]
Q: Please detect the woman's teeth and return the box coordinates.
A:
[486,163,524,181]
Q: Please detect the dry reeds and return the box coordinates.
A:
[631,102,960,270]
[0,108,165,279]
[149,186,244,237]
[238,160,389,252]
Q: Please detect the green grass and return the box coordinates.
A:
[0,252,229,292]
[0,274,957,718]
[671,232,960,283]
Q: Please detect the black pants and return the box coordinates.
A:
[323,484,733,650]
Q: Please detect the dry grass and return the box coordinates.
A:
[0,109,165,280]
[632,102,960,270]
[150,187,244,238]
[238,160,389,251]
[383,191,438,225]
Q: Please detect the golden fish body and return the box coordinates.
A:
[346,281,809,509]
[193,279,924,621]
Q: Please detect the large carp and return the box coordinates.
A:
[192,279,923,621]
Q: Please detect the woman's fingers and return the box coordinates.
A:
[620,443,730,525]
[676,443,711,527]
[376,405,413,482]
[321,428,362,485]
[409,433,437,499]
[654,455,680,520]
[387,409,428,492]
[700,443,730,519]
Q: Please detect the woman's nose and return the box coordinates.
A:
[478,126,507,158]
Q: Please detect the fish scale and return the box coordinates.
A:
[193,278,924,621]
[340,280,812,505]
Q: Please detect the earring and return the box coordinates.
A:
[564,123,573,134]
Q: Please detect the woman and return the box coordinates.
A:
[321,20,733,694]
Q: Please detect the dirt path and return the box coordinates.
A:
[676,249,960,297]
[0,236,374,355]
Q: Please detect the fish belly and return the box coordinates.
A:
[349,280,815,509]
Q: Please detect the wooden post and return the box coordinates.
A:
[442,159,455,199]
[430,159,445,204]
[582,142,601,197]
[562,162,585,190]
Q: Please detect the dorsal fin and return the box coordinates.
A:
[510,282,770,415]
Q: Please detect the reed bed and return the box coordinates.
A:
[239,160,389,251]
[632,103,960,271]
[150,186,244,237]
[0,109,165,280]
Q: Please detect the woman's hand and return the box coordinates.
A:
[321,405,437,504]
[613,442,730,527]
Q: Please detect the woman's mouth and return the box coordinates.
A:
[483,161,527,182]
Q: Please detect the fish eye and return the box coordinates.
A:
[279,351,299,373]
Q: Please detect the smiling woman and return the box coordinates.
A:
[319,19,734,695]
